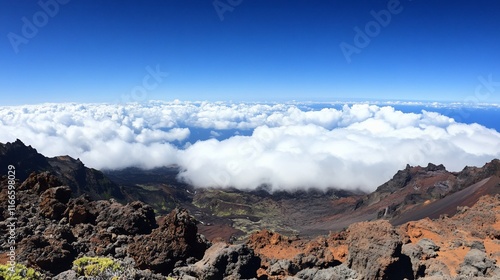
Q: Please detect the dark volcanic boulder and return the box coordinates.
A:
[19,171,63,194]
[173,242,261,280]
[128,208,209,274]
[95,200,157,235]
[66,195,100,225]
[347,220,413,280]
[16,229,76,274]
[64,196,157,235]
[40,186,72,220]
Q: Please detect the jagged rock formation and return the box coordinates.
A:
[0,139,52,181]
[128,208,209,274]
[346,220,413,280]
[0,172,209,278]
[0,139,123,201]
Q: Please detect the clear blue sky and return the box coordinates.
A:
[1,0,500,105]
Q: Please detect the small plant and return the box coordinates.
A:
[73,256,121,277]
[0,263,44,280]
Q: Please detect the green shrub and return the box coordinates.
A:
[73,256,121,277]
[0,263,44,280]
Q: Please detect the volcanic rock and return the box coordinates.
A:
[19,171,63,194]
[40,186,72,220]
[457,249,498,278]
[95,200,156,235]
[173,242,261,279]
[292,264,358,280]
[128,208,209,274]
[0,139,52,181]
[346,220,413,280]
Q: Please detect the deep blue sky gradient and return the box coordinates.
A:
[1,0,500,105]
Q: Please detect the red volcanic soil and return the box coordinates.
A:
[198,223,244,242]
[400,194,500,276]
[247,194,500,279]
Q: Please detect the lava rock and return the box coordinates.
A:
[347,220,413,280]
[39,186,72,220]
[293,264,358,280]
[128,208,209,274]
[173,242,261,280]
[457,248,497,278]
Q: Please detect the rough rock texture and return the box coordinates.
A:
[246,229,346,279]
[292,264,358,280]
[94,200,157,235]
[40,186,72,220]
[173,242,261,279]
[0,139,52,181]
[347,220,413,280]
[0,172,207,277]
[457,249,498,278]
[402,238,442,278]
[0,139,124,201]
[128,208,209,274]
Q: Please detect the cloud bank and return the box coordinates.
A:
[1,101,499,192]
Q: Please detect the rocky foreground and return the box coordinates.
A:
[1,171,499,279]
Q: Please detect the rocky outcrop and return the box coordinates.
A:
[0,139,52,181]
[0,172,208,277]
[173,242,261,279]
[0,139,124,201]
[292,265,358,280]
[40,186,72,220]
[346,220,413,280]
[128,208,209,274]
[402,238,442,278]
[457,249,499,278]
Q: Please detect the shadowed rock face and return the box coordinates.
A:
[0,172,208,277]
[0,139,124,201]
[346,220,414,280]
[0,139,51,181]
[128,208,210,274]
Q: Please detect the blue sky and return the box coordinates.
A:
[1,0,500,105]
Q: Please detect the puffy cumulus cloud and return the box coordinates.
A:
[1,101,500,192]
[0,103,187,169]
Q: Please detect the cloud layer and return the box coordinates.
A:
[1,101,499,191]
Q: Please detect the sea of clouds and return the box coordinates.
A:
[1,100,499,192]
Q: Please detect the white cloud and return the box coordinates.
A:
[0,101,499,192]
